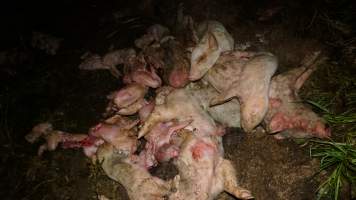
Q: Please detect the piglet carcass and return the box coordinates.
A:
[206,51,278,132]
[97,144,172,200]
[25,122,103,157]
[25,122,53,143]
[138,87,221,138]
[169,132,253,200]
[122,53,162,88]
[137,120,192,168]
[264,52,331,139]
[189,21,234,81]
[78,50,125,78]
[161,39,191,88]
[89,115,139,152]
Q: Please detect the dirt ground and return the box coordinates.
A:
[1,0,355,199]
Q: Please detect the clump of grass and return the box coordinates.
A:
[310,139,356,200]
[307,100,356,125]
[306,66,356,199]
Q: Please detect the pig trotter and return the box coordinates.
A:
[221,159,254,199]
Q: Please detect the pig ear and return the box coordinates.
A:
[207,32,219,51]
[294,52,326,91]
[189,32,220,80]
[294,67,315,91]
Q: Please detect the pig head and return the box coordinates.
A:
[97,144,172,200]
[264,52,331,139]
[161,39,191,88]
[189,21,234,81]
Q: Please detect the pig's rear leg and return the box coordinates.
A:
[221,159,254,199]
[138,107,171,138]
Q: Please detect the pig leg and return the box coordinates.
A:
[38,144,49,156]
[220,159,254,199]
[117,98,147,115]
[139,100,155,122]
[138,105,173,138]
[108,67,121,78]
[138,108,165,138]
[211,54,277,132]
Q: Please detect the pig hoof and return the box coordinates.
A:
[273,133,285,140]
[240,190,254,199]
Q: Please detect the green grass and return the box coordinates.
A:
[307,100,356,125]
[306,65,356,199]
[310,139,356,200]
[307,88,356,199]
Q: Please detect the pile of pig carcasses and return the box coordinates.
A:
[26,15,331,200]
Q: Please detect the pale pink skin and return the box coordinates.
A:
[139,100,155,122]
[264,54,331,139]
[26,122,104,158]
[138,88,220,138]
[209,51,278,132]
[81,137,105,158]
[36,131,99,157]
[117,98,147,115]
[189,21,234,81]
[169,134,253,200]
[131,66,162,88]
[97,144,171,200]
[137,120,192,168]
[168,64,190,88]
[102,48,136,68]
[25,122,53,143]
[89,119,139,152]
[122,50,162,88]
[113,83,148,108]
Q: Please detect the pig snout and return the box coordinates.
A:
[313,121,331,138]
[169,67,190,88]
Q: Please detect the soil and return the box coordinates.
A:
[1,0,355,199]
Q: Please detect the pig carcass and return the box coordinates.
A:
[25,122,103,157]
[264,52,331,139]
[137,120,192,168]
[79,48,135,78]
[169,132,253,200]
[97,144,172,200]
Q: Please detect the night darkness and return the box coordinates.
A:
[1,0,355,199]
